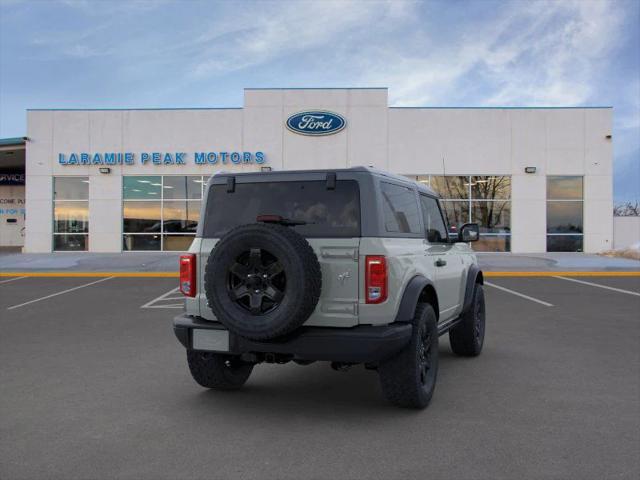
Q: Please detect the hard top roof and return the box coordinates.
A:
[210,166,438,196]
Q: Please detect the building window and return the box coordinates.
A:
[122,176,205,251]
[53,177,89,251]
[406,175,511,251]
[546,176,583,252]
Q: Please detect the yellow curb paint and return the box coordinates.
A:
[0,272,179,278]
[0,271,638,278]
[484,271,640,277]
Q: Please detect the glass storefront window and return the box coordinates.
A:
[472,235,511,252]
[429,176,469,199]
[547,176,583,200]
[122,176,205,251]
[54,234,88,251]
[546,176,583,252]
[123,201,161,232]
[123,234,161,251]
[472,201,511,234]
[404,174,511,251]
[54,177,89,200]
[162,200,201,233]
[162,176,203,200]
[163,235,195,251]
[546,235,583,252]
[53,177,89,251]
[546,201,583,233]
[54,201,89,233]
[470,176,511,200]
[123,176,162,199]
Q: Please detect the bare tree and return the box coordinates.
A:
[613,201,639,216]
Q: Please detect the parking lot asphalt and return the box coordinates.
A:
[1,275,639,480]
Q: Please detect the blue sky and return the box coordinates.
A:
[0,0,638,203]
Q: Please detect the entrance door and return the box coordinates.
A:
[0,185,25,248]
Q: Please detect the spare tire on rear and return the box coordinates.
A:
[205,223,322,340]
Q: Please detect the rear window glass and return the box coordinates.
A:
[380,182,421,234]
[203,180,360,238]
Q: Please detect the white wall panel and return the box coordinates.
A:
[243,106,283,171]
[52,111,91,176]
[26,111,53,176]
[347,106,387,170]
[546,109,585,174]
[24,199,52,253]
[510,110,547,175]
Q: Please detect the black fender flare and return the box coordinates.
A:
[462,264,484,315]
[393,275,437,324]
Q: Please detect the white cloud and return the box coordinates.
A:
[357,0,624,107]
[189,0,410,78]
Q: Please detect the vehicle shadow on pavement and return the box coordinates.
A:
[180,347,461,419]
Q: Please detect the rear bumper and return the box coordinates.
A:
[173,314,412,363]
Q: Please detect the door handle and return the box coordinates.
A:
[435,258,447,267]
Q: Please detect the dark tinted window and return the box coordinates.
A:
[54,177,89,200]
[547,176,583,199]
[204,180,360,238]
[547,235,583,252]
[419,195,448,243]
[381,182,421,234]
[547,201,583,233]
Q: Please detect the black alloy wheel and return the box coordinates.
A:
[418,326,433,386]
[473,290,485,344]
[227,248,286,315]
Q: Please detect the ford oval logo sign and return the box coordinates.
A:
[286,111,346,136]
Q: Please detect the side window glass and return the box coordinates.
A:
[420,195,448,243]
[381,182,421,234]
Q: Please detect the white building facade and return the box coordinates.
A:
[23,88,613,253]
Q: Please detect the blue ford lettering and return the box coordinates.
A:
[286,111,346,136]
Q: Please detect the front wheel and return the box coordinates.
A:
[187,350,254,390]
[378,303,439,409]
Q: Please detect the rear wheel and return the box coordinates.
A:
[378,303,438,409]
[187,350,254,390]
[449,284,485,357]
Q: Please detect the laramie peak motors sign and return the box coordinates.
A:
[57,151,266,166]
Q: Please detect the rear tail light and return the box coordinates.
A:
[365,255,387,304]
[179,254,196,297]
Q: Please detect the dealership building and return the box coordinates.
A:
[0,88,614,253]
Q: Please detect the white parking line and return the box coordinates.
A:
[484,281,554,307]
[7,277,114,310]
[0,276,27,285]
[554,276,640,297]
[141,287,184,309]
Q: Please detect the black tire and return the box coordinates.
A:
[205,223,322,341]
[187,350,253,390]
[378,303,439,409]
[449,284,485,357]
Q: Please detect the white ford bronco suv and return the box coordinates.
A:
[173,167,485,408]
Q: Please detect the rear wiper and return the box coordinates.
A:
[256,215,308,226]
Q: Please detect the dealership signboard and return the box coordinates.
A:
[0,173,25,185]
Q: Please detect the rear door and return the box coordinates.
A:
[419,194,465,321]
[305,237,360,327]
